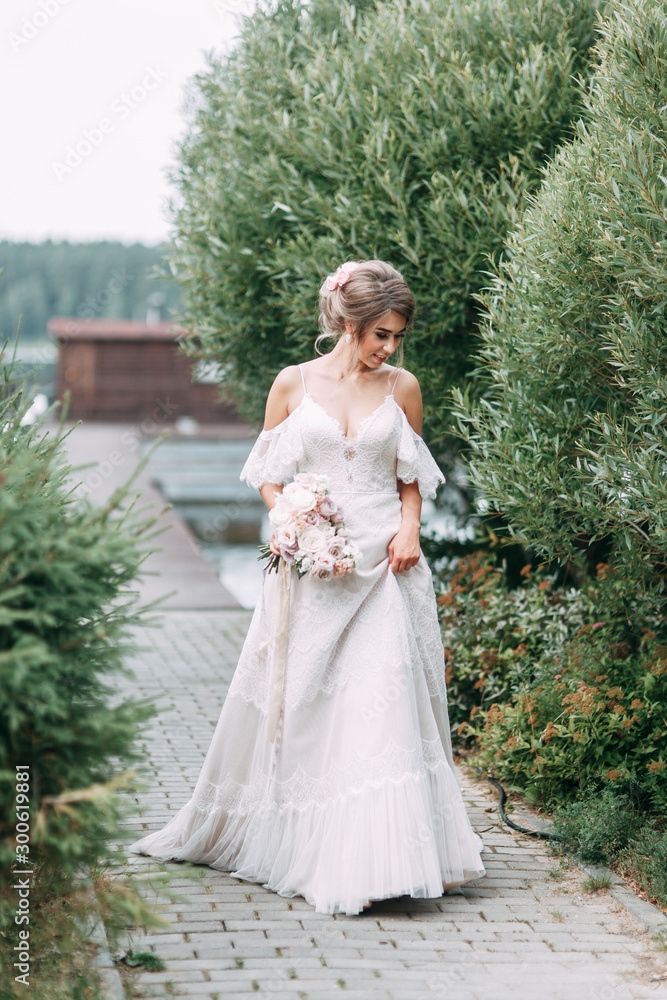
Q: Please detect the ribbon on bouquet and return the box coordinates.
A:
[265,557,292,744]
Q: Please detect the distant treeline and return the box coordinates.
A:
[0,240,182,341]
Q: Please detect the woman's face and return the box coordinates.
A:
[348,311,406,368]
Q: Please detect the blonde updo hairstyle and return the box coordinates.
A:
[316,259,415,371]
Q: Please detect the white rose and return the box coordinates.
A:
[299,527,327,553]
[289,487,317,513]
[294,473,318,488]
[269,502,292,527]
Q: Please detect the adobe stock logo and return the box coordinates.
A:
[51,65,168,181]
[8,0,75,54]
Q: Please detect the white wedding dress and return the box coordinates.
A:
[128,365,486,914]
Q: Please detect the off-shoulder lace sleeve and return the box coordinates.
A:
[240,415,304,490]
[396,412,446,500]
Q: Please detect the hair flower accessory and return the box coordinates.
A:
[325,261,358,292]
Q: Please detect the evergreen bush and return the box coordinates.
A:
[0,345,161,991]
[164,0,600,462]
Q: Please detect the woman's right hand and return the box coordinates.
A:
[269,531,281,557]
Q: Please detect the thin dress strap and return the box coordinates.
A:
[389,367,403,396]
[298,364,307,395]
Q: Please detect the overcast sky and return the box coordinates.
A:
[2,0,256,246]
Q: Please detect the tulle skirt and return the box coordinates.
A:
[127,490,486,914]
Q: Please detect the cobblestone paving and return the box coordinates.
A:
[114,611,667,1000]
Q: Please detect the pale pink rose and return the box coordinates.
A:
[313,551,336,571]
[312,551,336,580]
[318,497,338,517]
[278,526,299,563]
[302,510,320,526]
[328,537,346,559]
[325,262,357,291]
[277,524,297,545]
[300,527,327,553]
[294,473,319,488]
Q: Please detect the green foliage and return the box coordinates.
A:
[454,0,667,572]
[0,883,108,1000]
[438,550,590,729]
[165,0,600,459]
[549,785,644,865]
[123,951,166,970]
[463,588,667,810]
[0,342,160,961]
[548,787,667,908]
[617,822,667,908]
[581,873,613,893]
[440,550,667,809]
[0,239,182,341]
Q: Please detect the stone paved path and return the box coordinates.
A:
[114,611,667,1000]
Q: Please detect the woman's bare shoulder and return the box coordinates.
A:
[393,367,423,433]
[393,366,421,400]
[263,365,305,430]
[271,364,304,392]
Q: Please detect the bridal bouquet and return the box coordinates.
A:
[260,473,360,581]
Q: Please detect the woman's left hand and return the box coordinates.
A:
[388,522,421,574]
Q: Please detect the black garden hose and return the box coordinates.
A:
[475,767,556,841]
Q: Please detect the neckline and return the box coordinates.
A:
[303,392,397,441]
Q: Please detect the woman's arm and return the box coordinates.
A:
[388,370,424,574]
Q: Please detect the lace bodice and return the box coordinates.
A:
[240,369,445,499]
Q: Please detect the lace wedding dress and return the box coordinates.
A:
[128,365,486,914]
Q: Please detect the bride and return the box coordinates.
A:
[128,258,486,915]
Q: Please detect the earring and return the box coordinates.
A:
[345,333,352,344]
